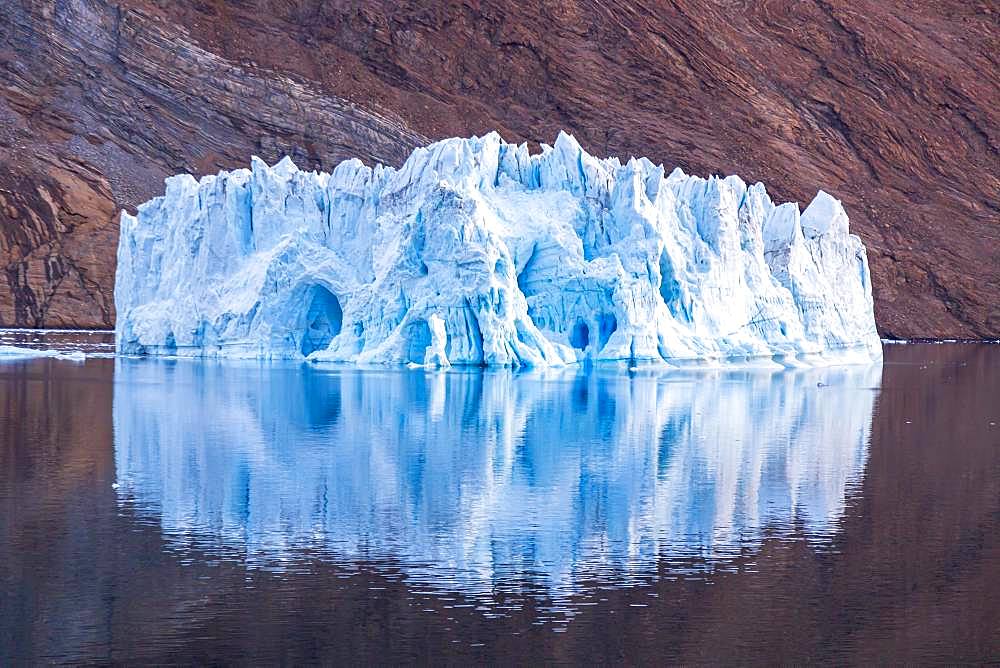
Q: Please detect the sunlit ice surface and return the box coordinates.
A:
[113,359,880,617]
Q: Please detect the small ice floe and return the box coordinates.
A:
[0,345,47,358]
[0,345,87,361]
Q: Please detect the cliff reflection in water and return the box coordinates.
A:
[113,360,881,600]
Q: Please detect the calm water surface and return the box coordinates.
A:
[1,336,998,663]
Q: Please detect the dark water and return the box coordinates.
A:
[1,339,998,664]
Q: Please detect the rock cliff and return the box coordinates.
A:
[2,0,997,336]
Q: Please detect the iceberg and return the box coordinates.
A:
[115,132,881,366]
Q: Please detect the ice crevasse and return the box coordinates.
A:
[115,132,881,367]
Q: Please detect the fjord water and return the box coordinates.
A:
[2,341,998,663]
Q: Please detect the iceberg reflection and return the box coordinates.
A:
[113,360,880,601]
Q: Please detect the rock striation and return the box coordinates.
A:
[115,133,880,366]
[3,0,997,336]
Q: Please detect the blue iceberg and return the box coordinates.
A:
[115,132,881,366]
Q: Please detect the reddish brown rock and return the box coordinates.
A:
[1,0,997,336]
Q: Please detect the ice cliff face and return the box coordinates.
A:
[115,132,881,366]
